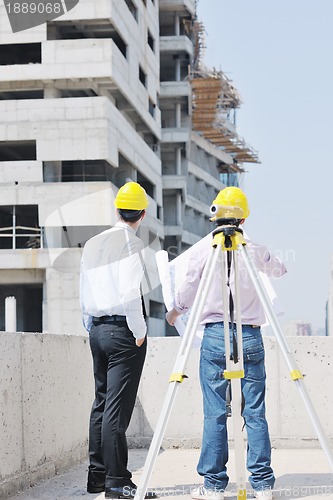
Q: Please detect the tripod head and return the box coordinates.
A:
[213,224,244,248]
[210,205,244,249]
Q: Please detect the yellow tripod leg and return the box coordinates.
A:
[221,247,247,499]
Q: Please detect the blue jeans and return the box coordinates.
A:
[197,323,275,492]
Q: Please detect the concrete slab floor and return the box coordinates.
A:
[7,448,333,500]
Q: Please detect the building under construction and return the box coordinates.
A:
[0,0,259,336]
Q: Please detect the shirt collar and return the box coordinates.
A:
[115,220,136,234]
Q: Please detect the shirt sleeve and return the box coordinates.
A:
[118,239,147,339]
[247,240,287,278]
[174,235,211,313]
[79,257,93,332]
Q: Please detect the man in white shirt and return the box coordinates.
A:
[80,182,155,499]
[166,187,287,500]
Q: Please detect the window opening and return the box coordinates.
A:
[0,90,43,100]
[0,284,43,333]
[0,205,41,249]
[0,141,36,161]
[59,160,114,182]
[0,43,41,65]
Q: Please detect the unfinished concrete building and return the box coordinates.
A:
[0,0,258,336]
[159,0,258,260]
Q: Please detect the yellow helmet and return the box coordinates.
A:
[211,186,250,219]
[114,182,149,210]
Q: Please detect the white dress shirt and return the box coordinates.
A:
[80,221,146,339]
[174,230,287,326]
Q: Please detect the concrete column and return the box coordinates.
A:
[173,14,181,82]
[176,192,182,226]
[177,237,182,255]
[5,296,17,332]
[176,148,182,176]
[175,58,181,82]
[44,86,61,98]
[43,161,62,182]
[174,14,180,36]
[175,103,181,128]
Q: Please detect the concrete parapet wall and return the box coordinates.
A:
[1,334,332,497]
[0,332,94,498]
[130,336,333,450]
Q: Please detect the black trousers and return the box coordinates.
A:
[88,322,147,488]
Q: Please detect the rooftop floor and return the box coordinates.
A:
[8,448,333,500]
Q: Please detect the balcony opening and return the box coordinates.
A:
[161,149,180,175]
[160,52,189,82]
[148,98,156,118]
[159,15,191,37]
[142,132,159,154]
[137,172,154,199]
[0,90,43,100]
[0,141,36,161]
[47,20,127,58]
[59,89,98,98]
[149,300,165,319]
[157,204,162,221]
[62,160,113,182]
[43,160,115,182]
[162,194,177,226]
[0,205,40,250]
[0,43,41,65]
[139,65,147,87]
[0,284,43,333]
[147,30,155,52]
[124,0,138,21]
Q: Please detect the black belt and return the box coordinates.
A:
[93,315,127,325]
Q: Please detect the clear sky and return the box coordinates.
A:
[197,0,333,331]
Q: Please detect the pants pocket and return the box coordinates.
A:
[244,347,265,382]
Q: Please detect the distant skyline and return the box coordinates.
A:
[197,0,333,330]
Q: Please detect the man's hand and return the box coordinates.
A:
[166,308,181,326]
[136,336,146,347]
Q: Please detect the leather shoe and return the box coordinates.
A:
[87,482,105,493]
[87,470,105,493]
[105,486,157,499]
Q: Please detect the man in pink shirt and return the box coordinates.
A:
[166,187,287,500]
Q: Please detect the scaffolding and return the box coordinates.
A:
[190,68,259,164]
[189,14,260,166]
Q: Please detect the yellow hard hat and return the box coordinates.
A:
[114,182,149,210]
[211,186,250,219]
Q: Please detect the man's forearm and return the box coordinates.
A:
[166,308,181,326]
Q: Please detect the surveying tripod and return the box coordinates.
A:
[134,214,333,500]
